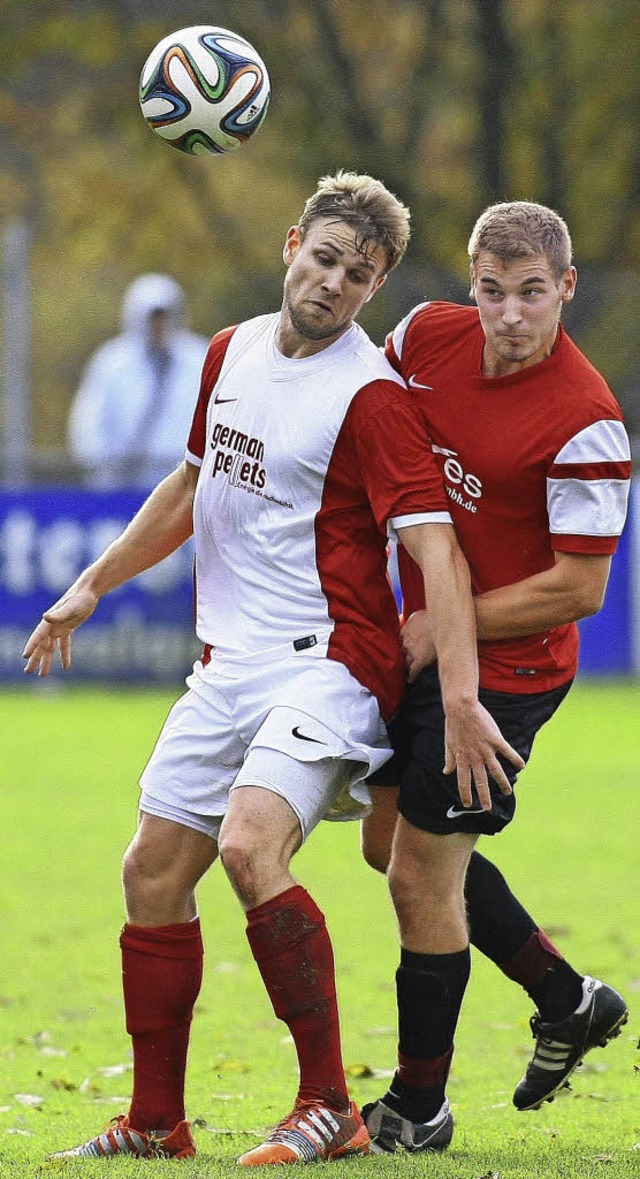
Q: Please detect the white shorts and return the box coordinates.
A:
[139,641,391,842]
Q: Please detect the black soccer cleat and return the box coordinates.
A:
[513,976,629,1111]
[361,1097,453,1154]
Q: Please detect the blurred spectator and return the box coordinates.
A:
[68,274,210,487]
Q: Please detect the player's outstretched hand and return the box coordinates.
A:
[400,609,437,681]
[22,586,99,676]
[444,701,524,810]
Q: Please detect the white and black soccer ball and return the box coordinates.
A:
[139,25,270,156]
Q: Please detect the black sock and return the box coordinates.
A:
[465,850,536,961]
[465,852,584,1020]
[527,962,585,1022]
[384,947,470,1123]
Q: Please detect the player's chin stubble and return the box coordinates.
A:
[285,297,349,342]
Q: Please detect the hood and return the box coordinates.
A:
[121,273,186,335]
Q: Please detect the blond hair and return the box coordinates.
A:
[468,201,573,280]
[298,170,411,273]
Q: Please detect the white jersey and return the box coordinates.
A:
[186,313,451,719]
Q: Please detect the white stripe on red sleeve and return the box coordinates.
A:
[389,511,452,538]
[547,418,631,538]
[385,302,430,364]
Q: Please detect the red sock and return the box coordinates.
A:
[246,885,348,1112]
[500,928,563,987]
[120,919,203,1132]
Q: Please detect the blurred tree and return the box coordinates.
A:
[0,0,638,457]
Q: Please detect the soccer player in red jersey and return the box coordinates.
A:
[362,201,631,1153]
[22,173,521,1165]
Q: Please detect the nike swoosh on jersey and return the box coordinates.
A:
[291,727,326,744]
[214,393,238,404]
[446,804,487,819]
[408,374,434,389]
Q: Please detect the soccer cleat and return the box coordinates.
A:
[46,1115,196,1160]
[514,976,629,1111]
[361,1097,453,1154]
[237,1100,369,1165]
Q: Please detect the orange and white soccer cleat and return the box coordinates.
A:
[238,1099,370,1165]
[46,1115,196,1160]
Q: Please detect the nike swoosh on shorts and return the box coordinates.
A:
[446,804,487,819]
[291,727,326,745]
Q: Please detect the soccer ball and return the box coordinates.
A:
[139,25,270,156]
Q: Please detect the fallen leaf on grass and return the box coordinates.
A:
[50,1076,77,1092]
[28,1031,51,1047]
[98,1063,132,1077]
[85,1096,130,1105]
[344,1063,395,1079]
[579,1060,608,1074]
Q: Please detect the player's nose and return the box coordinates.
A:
[501,297,523,324]
[321,270,344,297]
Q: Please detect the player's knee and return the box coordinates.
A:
[121,836,184,907]
[218,829,263,895]
[121,840,156,905]
[387,857,422,914]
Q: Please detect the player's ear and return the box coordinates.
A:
[469,264,477,301]
[364,274,386,303]
[283,226,301,266]
[560,265,577,303]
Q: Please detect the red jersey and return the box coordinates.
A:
[386,302,631,692]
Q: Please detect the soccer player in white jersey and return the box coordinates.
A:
[360,201,631,1154]
[23,172,522,1166]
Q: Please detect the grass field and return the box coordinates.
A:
[0,679,638,1178]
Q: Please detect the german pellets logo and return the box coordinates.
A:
[210,421,266,491]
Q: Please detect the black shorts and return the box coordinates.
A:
[372,666,572,836]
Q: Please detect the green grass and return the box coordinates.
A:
[0,679,638,1177]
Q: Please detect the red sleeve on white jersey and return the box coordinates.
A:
[343,378,449,527]
[185,326,237,464]
[547,418,631,554]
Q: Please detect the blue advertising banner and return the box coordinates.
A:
[576,479,638,676]
[0,488,198,682]
[1,482,637,683]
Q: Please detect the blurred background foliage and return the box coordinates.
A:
[1,0,639,461]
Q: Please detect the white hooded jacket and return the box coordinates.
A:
[68,274,209,487]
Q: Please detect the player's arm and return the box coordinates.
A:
[397,521,524,809]
[403,552,611,660]
[473,552,611,639]
[22,459,199,677]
